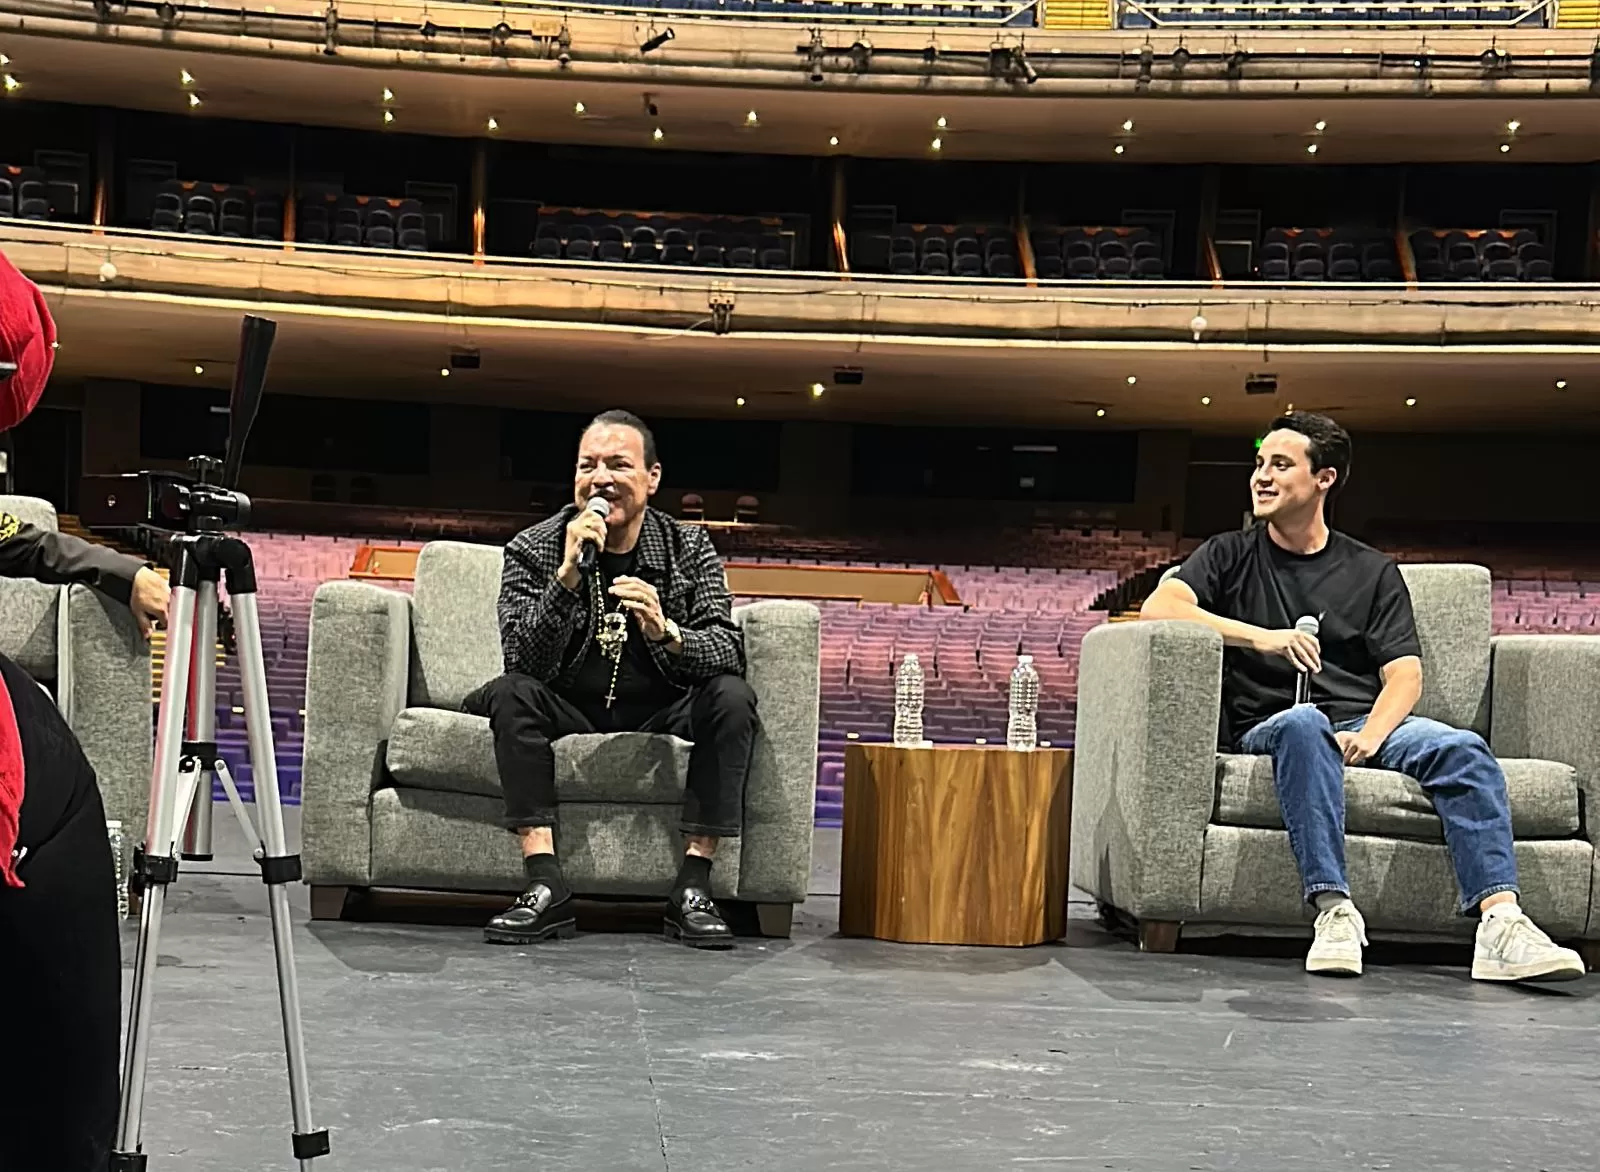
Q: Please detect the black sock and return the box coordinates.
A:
[674,853,713,894]
[523,852,569,902]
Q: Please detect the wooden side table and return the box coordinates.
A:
[839,743,1073,947]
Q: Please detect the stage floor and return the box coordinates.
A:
[127,808,1599,1171]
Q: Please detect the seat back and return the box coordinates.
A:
[409,540,505,708]
[1398,563,1491,735]
[0,495,63,680]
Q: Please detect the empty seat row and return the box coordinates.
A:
[1260,229,1398,281]
[1119,3,1538,26]
[0,165,48,221]
[535,222,789,268]
[299,195,428,251]
[852,222,1018,279]
[1033,227,1166,280]
[151,180,279,240]
[1411,229,1552,282]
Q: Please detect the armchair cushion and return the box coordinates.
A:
[1216,754,1580,841]
[386,707,691,804]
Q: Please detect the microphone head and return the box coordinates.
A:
[1295,615,1320,637]
[585,495,613,519]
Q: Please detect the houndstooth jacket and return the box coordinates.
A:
[498,503,745,690]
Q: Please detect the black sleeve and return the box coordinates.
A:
[1173,533,1234,612]
[1367,561,1422,666]
[0,513,145,605]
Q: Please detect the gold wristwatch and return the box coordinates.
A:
[656,618,681,645]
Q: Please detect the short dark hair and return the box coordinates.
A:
[1266,411,1351,496]
[584,409,658,467]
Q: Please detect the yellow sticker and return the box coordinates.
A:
[0,513,18,543]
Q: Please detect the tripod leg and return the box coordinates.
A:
[114,582,201,1170]
[230,587,330,1167]
[181,583,220,861]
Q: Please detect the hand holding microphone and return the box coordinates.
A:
[1256,615,1322,675]
[560,495,611,585]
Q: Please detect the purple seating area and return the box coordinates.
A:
[1492,579,1600,633]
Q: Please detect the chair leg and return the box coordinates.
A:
[309,885,354,921]
[754,902,794,939]
[1137,919,1181,953]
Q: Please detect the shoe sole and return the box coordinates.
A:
[663,922,735,950]
[1471,958,1586,983]
[1306,956,1362,976]
[484,919,577,946]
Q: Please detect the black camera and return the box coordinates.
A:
[78,315,274,537]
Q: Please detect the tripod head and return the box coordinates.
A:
[78,315,275,543]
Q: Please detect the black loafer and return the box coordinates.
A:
[664,885,734,950]
[484,883,577,945]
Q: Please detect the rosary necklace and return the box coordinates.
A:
[590,571,628,708]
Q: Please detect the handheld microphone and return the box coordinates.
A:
[1293,614,1320,706]
[577,494,611,574]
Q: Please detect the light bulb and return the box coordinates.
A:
[746,110,759,124]
[383,110,394,124]
[1404,397,1417,407]
[1306,143,1318,155]
[188,92,201,108]
[1499,143,1510,153]
[1556,379,1568,389]
[194,364,205,375]
[180,69,195,85]
[1200,396,1211,406]
[1096,408,1107,418]
[1507,119,1521,132]
[1114,144,1125,155]
[3,74,19,92]
[1126,375,1137,385]
[652,127,664,142]
[1190,313,1208,339]
[1314,119,1327,131]
[487,116,498,130]
[930,137,942,152]
[735,396,746,407]
[811,383,825,398]
[828,135,839,146]
[1122,118,1134,131]
[382,87,394,102]
[936,116,947,129]
[574,101,586,115]
[440,368,450,377]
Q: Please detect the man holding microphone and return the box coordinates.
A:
[1140,411,1583,983]
[464,409,759,949]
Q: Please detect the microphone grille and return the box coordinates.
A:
[1295,615,1320,636]
[587,495,613,518]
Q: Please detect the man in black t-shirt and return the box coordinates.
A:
[1141,412,1583,983]
[463,410,758,950]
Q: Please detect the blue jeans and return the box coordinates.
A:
[1237,707,1520,914]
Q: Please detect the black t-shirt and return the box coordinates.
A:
[566,548,675,717]
[1175,525,1421,747]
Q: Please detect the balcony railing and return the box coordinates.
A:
[1117,0,1550,26]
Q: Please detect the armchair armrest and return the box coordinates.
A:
[63,583,152,844]
[1490,635,1600,847]
[731,600,820,903]
[1070,620,1223,920]
[302,580,411,887]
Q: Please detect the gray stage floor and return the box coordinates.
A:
[126,806,1600,1172]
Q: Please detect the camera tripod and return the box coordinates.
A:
[112,529,329,1170]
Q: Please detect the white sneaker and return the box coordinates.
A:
[1306,904,1367,976]
[1472,911,1587,983]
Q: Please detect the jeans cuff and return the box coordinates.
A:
[501,813,559,832]
[1460,883,1520,916]
[681,822,740,839]
[1302,882,1350,907]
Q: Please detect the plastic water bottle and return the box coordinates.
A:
[1007,655,1040,751]
[106,820,128,919]
[893,653,925,747]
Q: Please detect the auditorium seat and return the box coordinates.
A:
[1410,227,1553,282]
[1258,227,1400,282]
[296,192,433,252]
[0,165,52,222]
[528,207,802,271]
[1029,226,1166,280]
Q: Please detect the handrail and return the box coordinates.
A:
[1116,0,1551,25]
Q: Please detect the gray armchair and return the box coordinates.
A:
[1071,563,1600,958]
[0,495,152,842]
[300,539,820,935]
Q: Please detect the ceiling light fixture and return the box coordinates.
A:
[652,127,664,142]
[746,109,759,126]
[487,116,498,131]
[1499,143,1511,153]
[193,364,205,375]
[382,87,394,102]
[180,69,195,85]
[1122,118,1134,131]
[1556,379,1568,389]
[1306,143,1318,155]
[931,137,942,152]
[1405,397,1417,407]
[811,383,825,398]
[1200,396,1211,405]
[1114,144,1125,155]
[1314,119,1327,131]
[440,368,450,377]
[1096,408,1107,418]
[1126,375,1137,385]
[828,135,839,147]
[0,54,9,66]
[4,74,20,92]
[188,92,201,108]
[936,115,948,129]
[736,396,746,407]
[1507,119,1521,132]
[383,109,394,124]
[574,101,586,116]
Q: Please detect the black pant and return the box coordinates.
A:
[0,654,121,1172]
[464,673,758,838]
